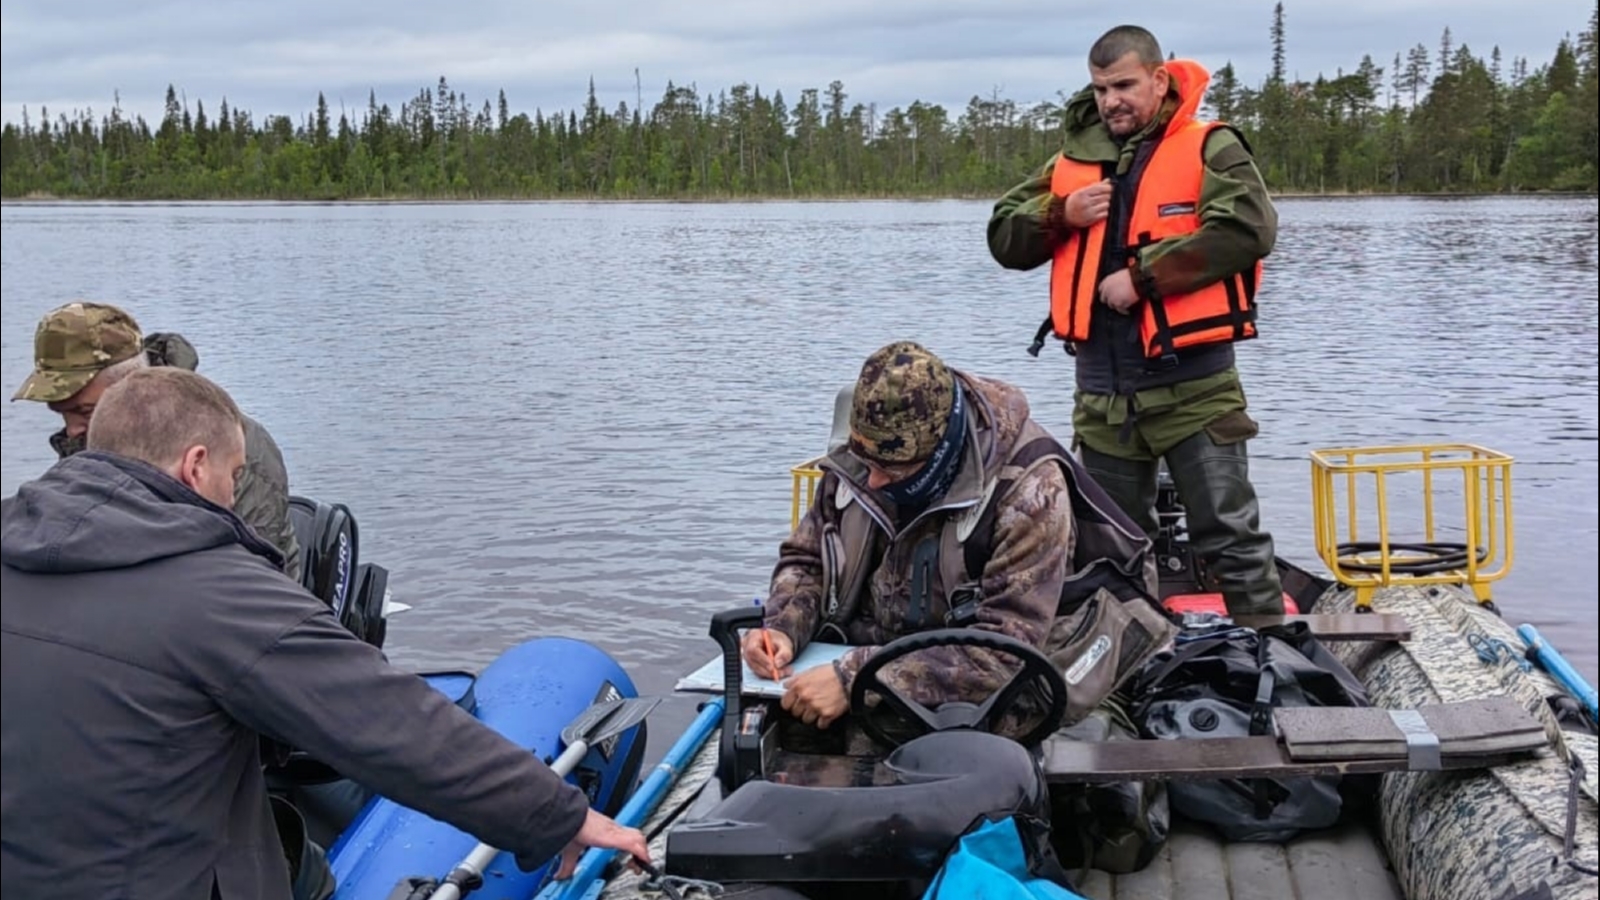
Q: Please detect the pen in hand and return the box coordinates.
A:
[762,629,780,679]
[753,596,784,680]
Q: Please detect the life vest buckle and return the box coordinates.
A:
[944,587,983,628]
[1145,353,1180,373]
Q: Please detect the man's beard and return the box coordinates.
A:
[51,430,86,459]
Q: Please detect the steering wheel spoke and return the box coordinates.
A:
[848,628,1068,749]
[871,681,947,734]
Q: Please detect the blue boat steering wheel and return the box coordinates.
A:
[850,628,1069,749]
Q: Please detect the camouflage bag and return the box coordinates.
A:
[1043,557,1175,728]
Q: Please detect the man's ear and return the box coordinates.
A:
[176,444,209,490]
[1153,65,1172,95]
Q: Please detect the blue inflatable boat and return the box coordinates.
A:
[281,496,650,900]
[324,637,648,899]
[321,634,646,890]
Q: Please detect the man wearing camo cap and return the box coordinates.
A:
[12,301,302,582]
[742,341,1172,740]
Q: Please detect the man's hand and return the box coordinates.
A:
[1063,180,1112,229]
[1097,268,1142,314]
[781,665,850,729]
[554,808,652,880]
[741,628,794,680]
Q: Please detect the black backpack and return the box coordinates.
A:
[1128,619,1372,842]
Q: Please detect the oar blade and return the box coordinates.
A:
[561,696,661,748]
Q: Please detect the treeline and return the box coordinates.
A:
[1,3,1595,200]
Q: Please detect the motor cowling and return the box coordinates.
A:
[286,495,388,649]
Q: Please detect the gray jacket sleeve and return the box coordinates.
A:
[189,552,590,870]
[237,414,302,583]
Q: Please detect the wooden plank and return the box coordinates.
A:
[1231,612,1411,642]
[1040,734,1537,784]
[1275,695,1542,760]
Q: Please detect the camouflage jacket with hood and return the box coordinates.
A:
[52,333,303,583]
[763,373,1173,732]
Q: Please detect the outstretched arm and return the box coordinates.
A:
[190,563,591,872]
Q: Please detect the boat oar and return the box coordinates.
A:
[427,695,662,900]
[535,694,726,900]
[1518,624,1598,724]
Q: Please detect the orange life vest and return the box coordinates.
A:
[1041,60,1261,363]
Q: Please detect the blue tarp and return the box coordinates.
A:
[921,817,1091,900]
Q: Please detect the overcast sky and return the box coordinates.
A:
[1,0,1590,129]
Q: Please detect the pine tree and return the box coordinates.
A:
[1270,3,1287,85]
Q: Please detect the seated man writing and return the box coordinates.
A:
[741,341,1173,739]
[1,367,648,900]
[12,301,303,582]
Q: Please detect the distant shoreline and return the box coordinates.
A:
[3,189,1595,206]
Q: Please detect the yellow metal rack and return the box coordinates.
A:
[1310,443,1514,611]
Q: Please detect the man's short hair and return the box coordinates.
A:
[1089,25,1165,70]
[87,367,244,468]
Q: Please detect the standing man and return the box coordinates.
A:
[986,24,1285,616]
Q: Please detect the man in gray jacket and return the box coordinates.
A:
[0,367,649,900]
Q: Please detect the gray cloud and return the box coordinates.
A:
[2,0,1587,128]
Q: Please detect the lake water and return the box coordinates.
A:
[3,195,1596,754]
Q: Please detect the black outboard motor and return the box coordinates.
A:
[287,495,388,649]
[1149,470,1334,611]
[1153,465,1199,596]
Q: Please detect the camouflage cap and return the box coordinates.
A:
[848,341,957,465]
[11,302,145,403]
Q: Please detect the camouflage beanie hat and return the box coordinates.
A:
[848,341,958,465]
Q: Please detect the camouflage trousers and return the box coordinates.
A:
[1070,367,1251,462]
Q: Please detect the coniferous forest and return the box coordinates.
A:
[2,3,1595,200]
